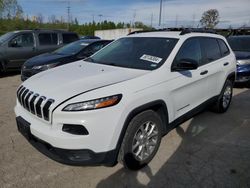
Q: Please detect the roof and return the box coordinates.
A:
[126,31,224,40]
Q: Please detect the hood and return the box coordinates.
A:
[22,61,149,106]
[233,51,250,60]
[25,53,72,67]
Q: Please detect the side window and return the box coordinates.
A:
[218,39,230,57]
[174,38,201,66]
[9,33,34,47]
[200,38,221,65]
[62,33,78,44]
[38,33,58,45]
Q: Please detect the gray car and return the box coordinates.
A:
[0,29,79,72]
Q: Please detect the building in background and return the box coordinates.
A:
[95,28,143,40]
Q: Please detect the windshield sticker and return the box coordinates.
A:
[140,54,162,64]
[80,43,88,46]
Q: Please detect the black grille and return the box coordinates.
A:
[24,91,33,111]
[43,99,54,121]
[30,94,39,114]
[16,86,55,121]
[21,89,29,107]
[35,97,45,117]
[18,87,26,105]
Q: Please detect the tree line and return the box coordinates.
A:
[0,0,226,37]
[0,0,151,36]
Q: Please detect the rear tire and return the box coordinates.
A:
[212,80,233,113]
[118,110,163,170]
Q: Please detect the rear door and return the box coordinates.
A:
[37,32,59,54]
[199,37,227,98]
[5,32,35,68]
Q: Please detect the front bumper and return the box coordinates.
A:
[16,116,117,166]
[236,64,250,83]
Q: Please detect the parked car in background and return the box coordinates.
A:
[81,36,100,39]
[227,35,250,84]
[21,39,112,81]
[0,29,79,73]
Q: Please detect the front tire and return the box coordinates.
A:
[118,110,163,170]
[212,80,233,113]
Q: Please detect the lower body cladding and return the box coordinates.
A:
[236,65,250,83]
[14,103,125,166]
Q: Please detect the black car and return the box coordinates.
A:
[21,39,112,81]
[0,29,79,72]
[227,35,250,84]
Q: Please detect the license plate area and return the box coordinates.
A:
[16,117,31,140]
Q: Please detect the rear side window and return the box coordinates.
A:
[217,39,230,57]
[62,33,78,44]
[200,38,221,65]
[174,38,202,65]
[39,33,58,45]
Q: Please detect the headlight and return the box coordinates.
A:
[237,59,250,65]
[32,62,59,71]
[63,94,122,111]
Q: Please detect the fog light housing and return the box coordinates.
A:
[62,124,89,135]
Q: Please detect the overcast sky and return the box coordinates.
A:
[19,0,250,28]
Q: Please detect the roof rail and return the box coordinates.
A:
[128,28,217,36]
[179,28,217,35]
[128,28,170,35]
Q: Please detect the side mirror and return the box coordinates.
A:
[9,40,19,48]
[172,59,198,71]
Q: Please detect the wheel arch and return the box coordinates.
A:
[227,71,236,84]
[113,100,169,161]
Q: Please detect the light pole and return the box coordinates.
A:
[159,0,163,27]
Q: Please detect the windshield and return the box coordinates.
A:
[54,40,90,55]
[85,37,178,70]
[0,32,14,45]
[227,36,250,52]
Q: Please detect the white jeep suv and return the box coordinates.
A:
[15,30,236,170]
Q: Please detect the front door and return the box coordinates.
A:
[5,33,35,68]
[168,37,209,119]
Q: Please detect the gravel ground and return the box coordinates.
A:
[0,72,250,188]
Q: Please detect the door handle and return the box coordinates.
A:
[224,62,229,66]
[200,70,208,75]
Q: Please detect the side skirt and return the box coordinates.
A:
[165,95,219,133]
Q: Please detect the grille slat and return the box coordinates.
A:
[30,94,39,114]
[43,99,55,121]
[35,97,45,118]
[16,86,55,121]
[24,92,33,111]
[16,86,23,96]
[21,89,29,107]
[18,87,26,105]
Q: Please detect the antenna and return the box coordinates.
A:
[151,13,153,28]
